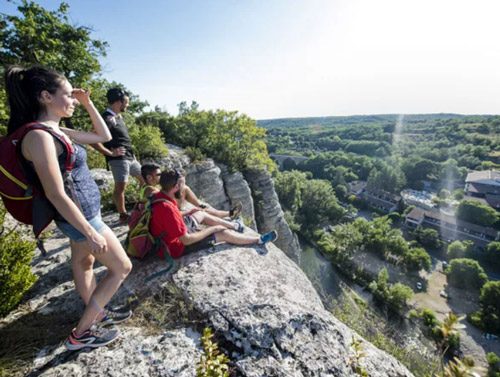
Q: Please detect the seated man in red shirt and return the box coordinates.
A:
[150,169,278,258]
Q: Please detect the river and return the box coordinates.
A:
[297,237,343,301]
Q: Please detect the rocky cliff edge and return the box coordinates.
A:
[1,210,413,377]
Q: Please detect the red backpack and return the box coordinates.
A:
[0,123,75,237]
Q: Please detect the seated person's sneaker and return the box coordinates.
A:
[99,308,132,326]
[233,219,245,233]
[65,327,120,351]
[230,202,243,220]
[259,230,278,245]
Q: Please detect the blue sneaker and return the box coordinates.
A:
[259,230,278,245]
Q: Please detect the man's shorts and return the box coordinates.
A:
[182,215,216,253]
[183,215,200,233]
[108,159,141,183]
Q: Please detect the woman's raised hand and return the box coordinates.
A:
[72,88,92,107]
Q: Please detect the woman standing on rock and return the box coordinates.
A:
[4,65,132,350]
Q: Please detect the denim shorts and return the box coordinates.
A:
[55,213,108,242]
[108,159,141,183]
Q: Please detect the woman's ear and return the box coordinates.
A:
[39,90,52,104]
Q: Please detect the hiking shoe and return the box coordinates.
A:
[99,308,132,326]
[259,230,278,245]
[229,202,243,220]
[233,219,245,233]
[119,212,129,225]
[65,327,120,351]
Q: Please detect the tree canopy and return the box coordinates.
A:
[447,258,488,290]
[456,200,499,227]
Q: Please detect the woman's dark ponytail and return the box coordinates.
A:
[4,65,66,134]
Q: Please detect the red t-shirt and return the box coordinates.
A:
[150,191,187,258]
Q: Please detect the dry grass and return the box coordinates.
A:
[127,282,205,335]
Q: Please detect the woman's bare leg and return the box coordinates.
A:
[74,227,132,334]
[71,241,96,305]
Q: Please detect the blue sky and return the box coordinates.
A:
[2,0,500,119]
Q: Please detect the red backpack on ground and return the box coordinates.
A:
[0,123,75,237]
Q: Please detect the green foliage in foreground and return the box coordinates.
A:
[331,293,440,376]
[0,204,37,318]
[196,327,230,377]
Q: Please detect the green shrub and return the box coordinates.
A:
[447,258,488,290]
[196,327,230,377]
[86,146,107,170]
[0,205,37,317]
[129,122,168,161]
[469,281,500,334]
[487,352,500,377]
[184,146,206,163]
[100,179,142,212]
[420,308,439,328]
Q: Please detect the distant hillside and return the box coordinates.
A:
[257,113,480,129]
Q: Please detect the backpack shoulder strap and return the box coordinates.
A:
[19,123,75,172]
[147,198,169,210]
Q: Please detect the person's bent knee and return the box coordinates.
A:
[121,258,133,277]
[120,258,132,279]
[110,258,132,280]
[77,254,95,271]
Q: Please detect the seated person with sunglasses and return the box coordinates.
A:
[140,164,242,219]
[149,169,278,258]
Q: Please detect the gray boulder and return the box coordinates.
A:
[219,164,257,230]
[244,168,301,263]
[184,160,230,211]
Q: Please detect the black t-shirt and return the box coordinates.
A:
[102,109,134,161]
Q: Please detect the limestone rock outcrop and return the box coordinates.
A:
[219,165,257,230]
[7,213,414,376]
[244,168,301,263]
[184,160,230,212]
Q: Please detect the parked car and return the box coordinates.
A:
[440,290,449,299]
[442,261,448,271]
[416,282,423,291]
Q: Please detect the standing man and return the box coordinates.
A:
[93,88,144,223]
